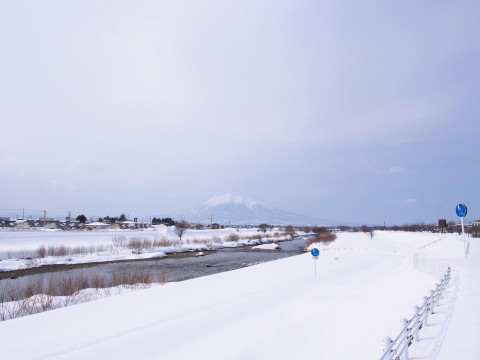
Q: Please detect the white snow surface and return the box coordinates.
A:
[0,231,477,359]
[252,243,280,250]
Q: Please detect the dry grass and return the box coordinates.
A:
[112,235,127,248]
[0,269,158,322]
[36,245,47,258]
[115,236,181,250]
[240,234,263,241]
[157,268,168,285]
[211,236,223,243]
[303,232,337,251]
[153,236,180,247]
[111,270,153,288]
[226,233,240,242]
[30,244,113,259]
[185,237,211,245]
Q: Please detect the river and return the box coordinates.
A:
[0,236,310,301]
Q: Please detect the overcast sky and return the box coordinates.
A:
[1,1,479,224]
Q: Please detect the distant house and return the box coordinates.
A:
[59,220,83,230]
[0,217,12,228]
[119,221,149,230]
[121,221,137,229]
[35,218,60,229]
[109,223,122,230]
[85,222,110,230]
[15,220,31,230]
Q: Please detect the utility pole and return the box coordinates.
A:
[43,210,46,219]
[22,208,25,219]
[210,215,213,229]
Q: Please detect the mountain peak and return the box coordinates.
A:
[168,193,331,225]
[203,193,260,209]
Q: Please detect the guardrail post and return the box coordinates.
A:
[423,296,430,326]
[412,305,420,342]
[429,289,435,314]
[383,336,392,351]
[439,279,445,300]
[401,318,410,360]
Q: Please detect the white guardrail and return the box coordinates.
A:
[379,268,451,360]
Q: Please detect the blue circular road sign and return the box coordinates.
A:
[310,248,320,257]
[456,203,468,218]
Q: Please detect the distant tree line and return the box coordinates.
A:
[290,222,467,234]
[384,221,459,233]
[76,215,87,223]
[151,217,176,226]
[95,214,128,223]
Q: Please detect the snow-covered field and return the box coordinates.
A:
[0,227,284,271]
[0,231,477,359]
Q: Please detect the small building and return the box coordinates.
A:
[472,220,480,238]
[0,218,13,228]
[85,222,110,230]
[119,221,150,230]
[35,218,60,229]
[438,219,447,233]
[15,220,31,230]
[59,220,83,230]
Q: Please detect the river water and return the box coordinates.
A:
[0,237,309,301]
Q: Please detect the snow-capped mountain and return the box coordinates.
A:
[169,193,331,225]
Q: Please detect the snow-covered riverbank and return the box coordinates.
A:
[0,227,292,271]
[0,231,476,359]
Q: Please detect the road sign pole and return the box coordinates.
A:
[456,203,468,258]
[310,248,320,279]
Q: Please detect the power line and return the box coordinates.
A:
[0,208,74,219]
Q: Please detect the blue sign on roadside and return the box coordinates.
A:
[310,248,320,257]
[456,203,468,218]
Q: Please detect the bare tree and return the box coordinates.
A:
[312,226,329,234]
[174,220,188,242]
[360,225,374,239]
[285,225,296,239]
[360,225,369,233]
[258,223,269,233]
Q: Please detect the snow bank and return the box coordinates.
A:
[0,250,167,271]
[252,243,280,250]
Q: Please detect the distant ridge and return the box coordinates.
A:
[168,193,338,225]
